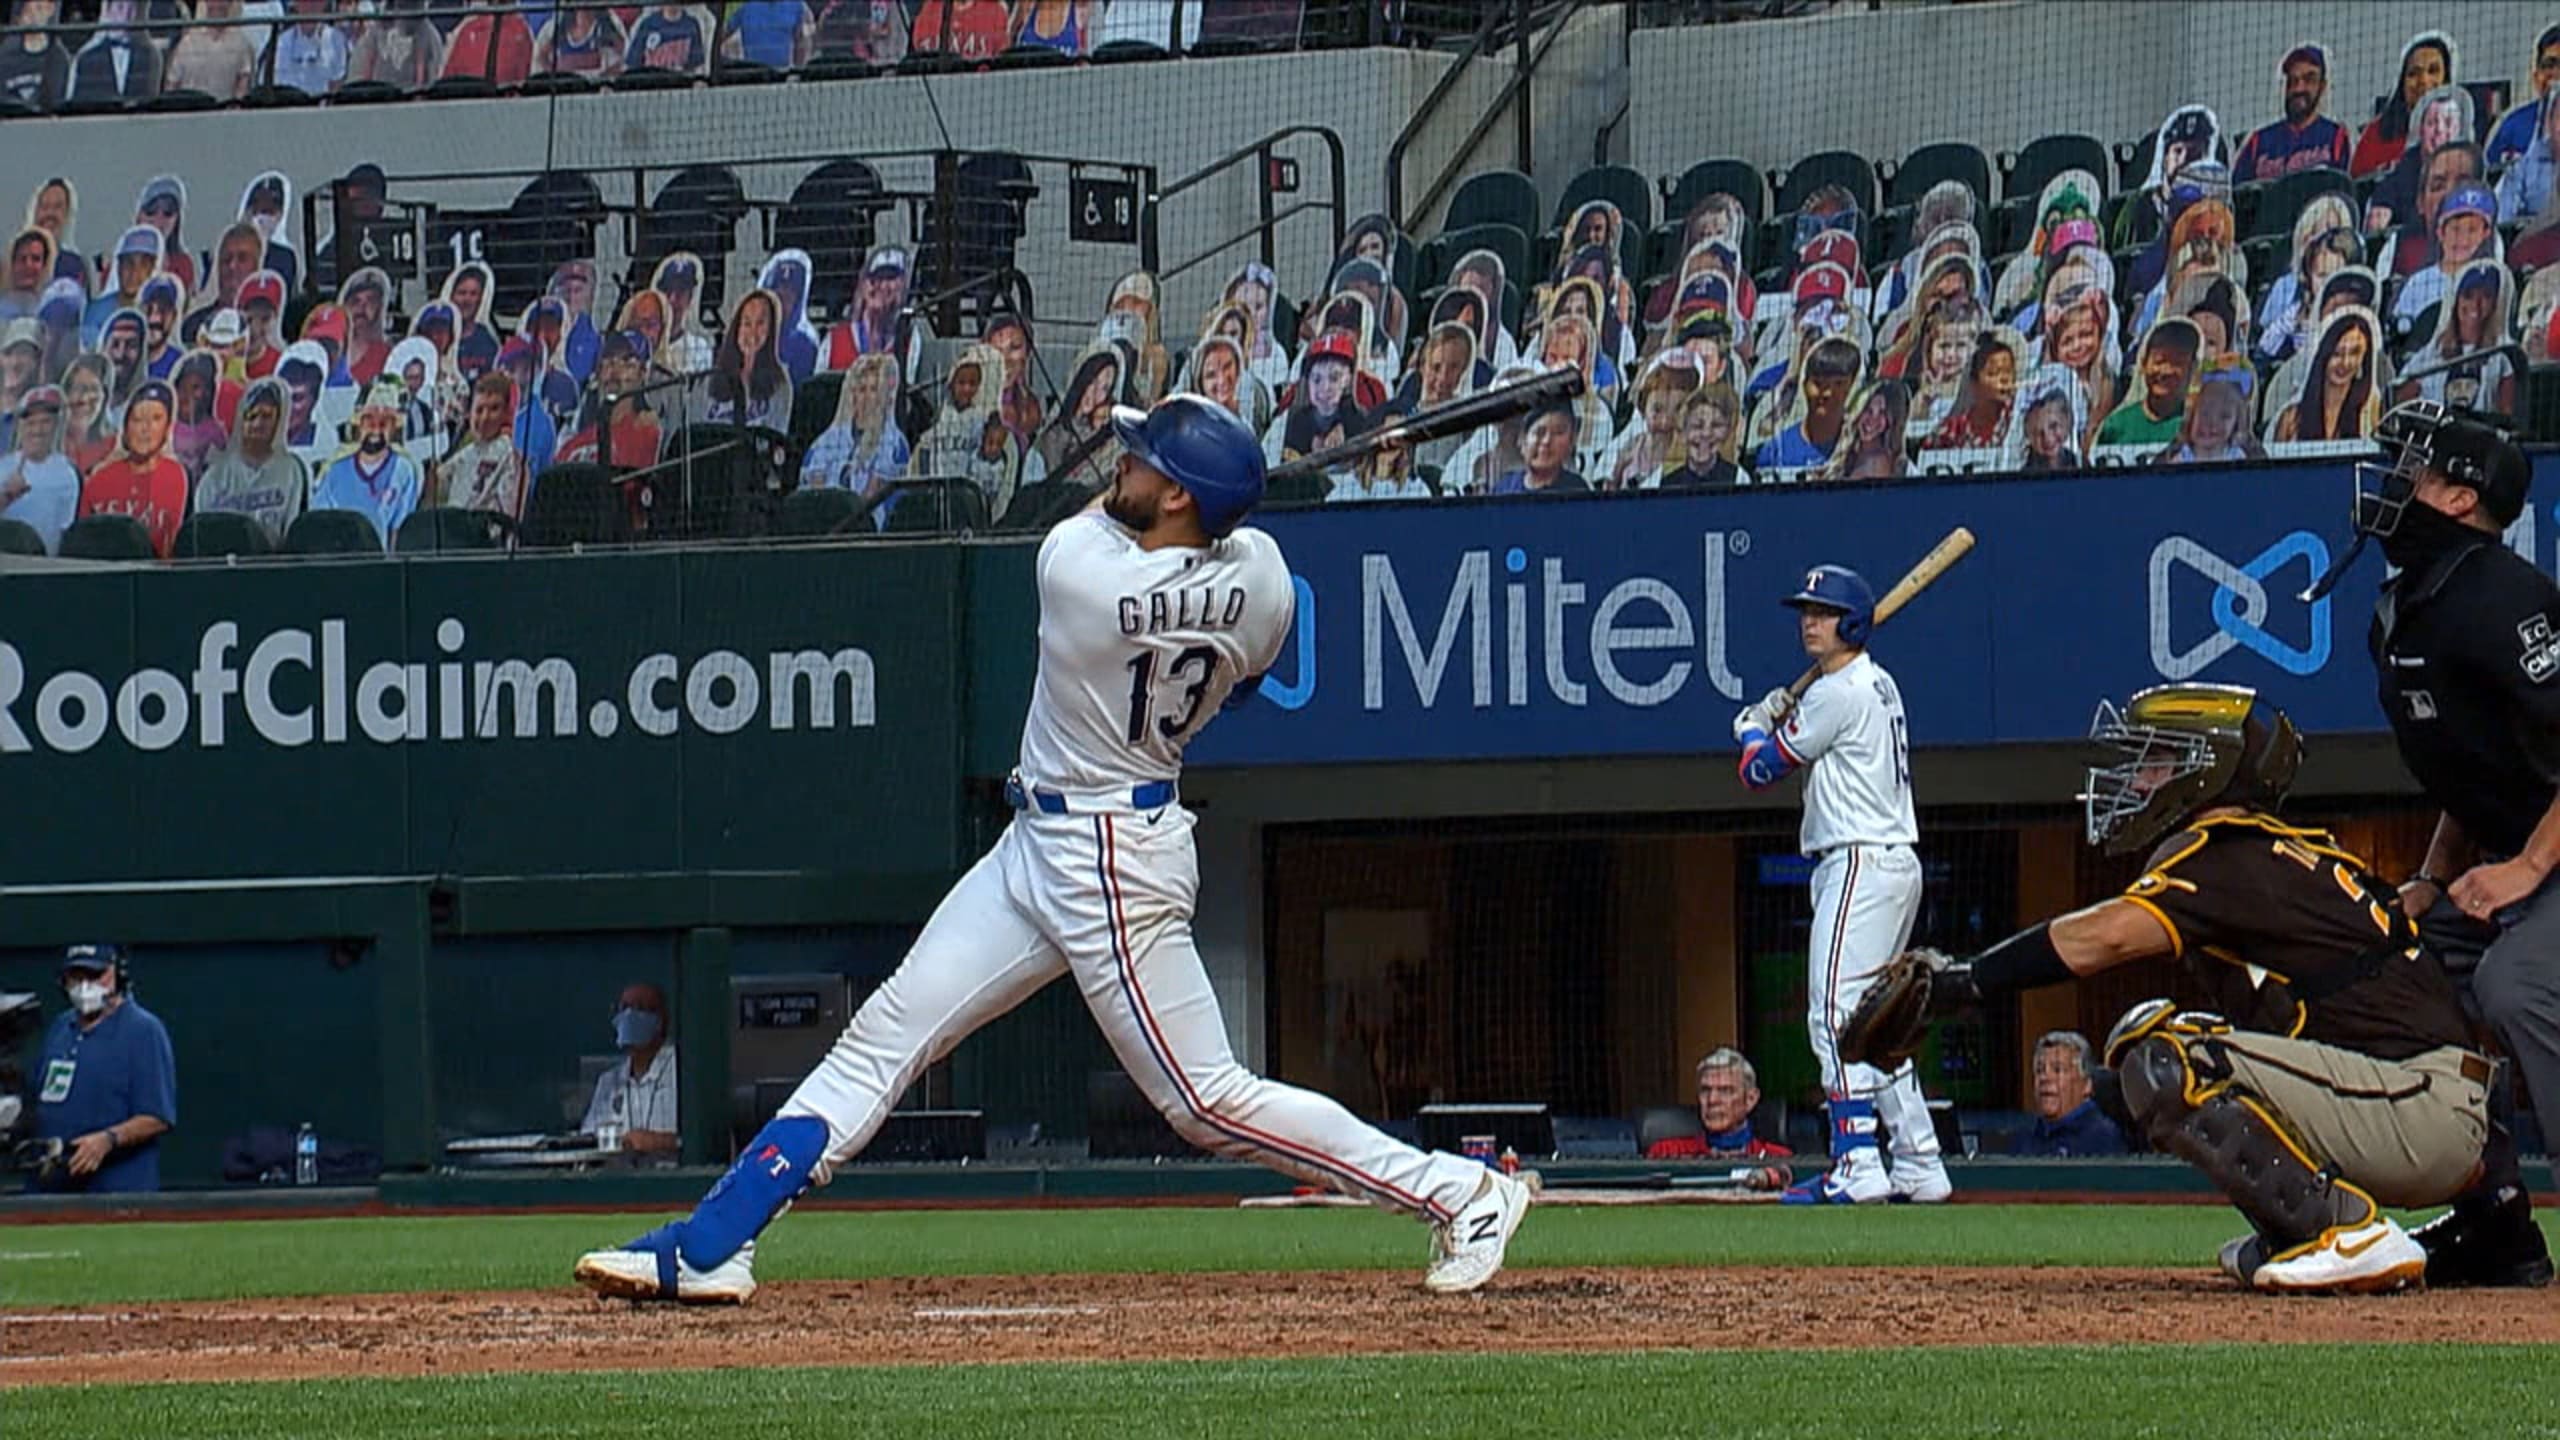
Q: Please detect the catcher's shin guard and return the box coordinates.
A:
[674,1114,828,1270]
[2118,1034,2377,1255]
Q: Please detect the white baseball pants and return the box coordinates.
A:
[780,804,1487,1223]
[1806,843,1941,1159]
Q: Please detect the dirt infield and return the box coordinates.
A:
[10,1266,2556,1386]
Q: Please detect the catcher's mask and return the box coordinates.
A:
[2353,398,2528,538]
[2082,684,2301,856]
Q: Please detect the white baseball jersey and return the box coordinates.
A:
[1016,511,1292,794]
[1777,651,1917,854]
[772,506,1492,1228]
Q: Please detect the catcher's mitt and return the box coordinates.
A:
[1838,948,1948,1071]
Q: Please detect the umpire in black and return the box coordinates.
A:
[2359,399,2557,1286]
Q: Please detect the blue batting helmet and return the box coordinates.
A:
[1110,395,1266,538]
[1783,564,1875,645]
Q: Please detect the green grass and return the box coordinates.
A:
[14,1348,2559,1440]
[0,1204,2300,1307]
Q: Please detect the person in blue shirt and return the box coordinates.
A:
[2486,25,2560,168]
[2012,1031,2128,1158]
[32,944,176,1194]
[1754,336,1859,475]
[721,0,811,69]
[2232,43,2352,183]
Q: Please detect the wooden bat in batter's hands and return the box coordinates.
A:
[1785,527,1976,701]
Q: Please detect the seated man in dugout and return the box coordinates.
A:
[1646,1048,1791,1160]
[583,982,679,1157]
[1872,684,2547,1293]
[2011,1030,2129,1157]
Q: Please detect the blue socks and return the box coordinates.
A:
[1826,1096,1880,1157]
[662,1115,829,1271]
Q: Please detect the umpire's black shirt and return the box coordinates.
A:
[2370,517,2560,858]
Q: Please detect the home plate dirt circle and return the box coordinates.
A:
[8,1266,2554,1386]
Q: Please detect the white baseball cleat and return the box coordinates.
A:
[1890,1158,1952,1204]
[1425,1170,1534,1294]
[574,1234,759,1305]
[2251,1219,2426,1295]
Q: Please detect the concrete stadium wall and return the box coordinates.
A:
[6,48,1480,332]
[1631,0,2560,204]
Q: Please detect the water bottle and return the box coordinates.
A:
[294,1123,318,1186]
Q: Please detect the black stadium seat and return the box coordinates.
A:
[394,506,509,554]
[1555,164,1654,236]
[919,153,1039,329]
[881,477,991,535]
[2002,132,2110,202]
[518,463,634,548]
[1774,150,1878,220]
[780,486,863,537]
[1435,221,1532,290]
[634,164,749,309]
[1445,169,1541,242]
[0,516,47,555]
[1883,141,1993,218]
[789,371,846,451]
[777,161,891,316]
[491,170,605,319]
[282,509,385,555]
[57,515,156,560]
[171,511,273,559]
[2246,166,2354,240]
[1666,157,1768,233]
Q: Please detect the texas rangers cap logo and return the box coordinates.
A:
[1804,569,1821,591]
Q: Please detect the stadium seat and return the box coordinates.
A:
[634,164,749,310]
[991,43,1077,69]
[995,480,1093,533]
[57,515,157,560]
[1435,221,1533,290]
[0,516,46,555]
[519,70,597,97]
[239,84,316,110]
[780,486,864,536]
[1774,150,1879,220]
[1555,164,1655,236]
[1263,469,1327,508]
[170,511,274,559]
[424,75,501,102]
[789,371,846,451]
[881,477,992,535]
[2246,166,2353,240]
[800,53,879,83]
[328,79,410,105]
[610,65,698,93]
[142,87,221,113]
[778,161,892,317]
[517,463,635,548]
[1445,169,1541,241]
[1089,38,1169,64]
[920,154,1040,331]
[1666,158,1768,233]
[393,506,508,554]
[491,170,606,319]
[654,425,794,540]
[710,60,782,87]
[1882,141,1993,218]
[2001,132,2110,202]
[282,509,386,555]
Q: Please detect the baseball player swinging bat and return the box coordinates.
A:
[1782,527,1975,701]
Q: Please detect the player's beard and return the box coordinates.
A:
[1104,478,1158,532]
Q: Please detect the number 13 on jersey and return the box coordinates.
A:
[1126,645,1220,744]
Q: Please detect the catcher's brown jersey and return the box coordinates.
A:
[2122,814,2471,1061]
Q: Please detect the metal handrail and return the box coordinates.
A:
[1397,0,1598,235]
[1146,124,1347,282]
[1383,6,1504,235]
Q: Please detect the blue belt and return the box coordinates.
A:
[1004,774,1175,815]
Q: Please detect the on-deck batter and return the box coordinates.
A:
[1732,565,1950,1205]
[573,394,1532,1303]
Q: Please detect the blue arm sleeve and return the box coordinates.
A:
[1735,724,1800,790]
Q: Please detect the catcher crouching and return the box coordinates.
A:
[1843,683,2551,1293]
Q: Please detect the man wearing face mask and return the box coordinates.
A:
[31,945,176,1194]
[581,983,678,1155]
[2354,400,2559,1287]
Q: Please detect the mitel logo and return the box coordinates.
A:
[2147,531,2333,680]
[1352,532,1751,712]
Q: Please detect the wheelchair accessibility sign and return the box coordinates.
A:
[2148,531,2333,680]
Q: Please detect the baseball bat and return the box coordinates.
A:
[1784,527,1976,701]
[1264,366,1587,485]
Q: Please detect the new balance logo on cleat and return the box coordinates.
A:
[1467,1213,1500,1244]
